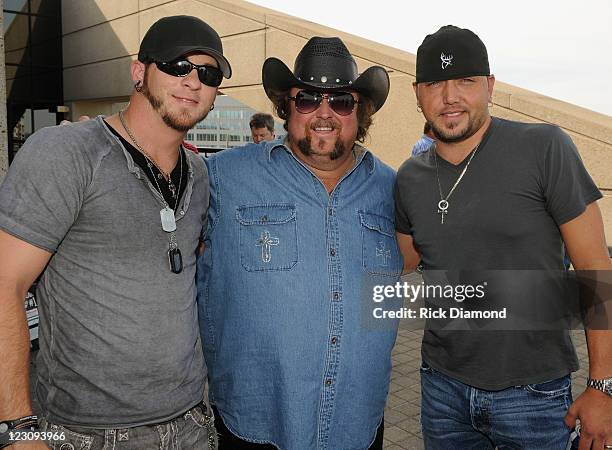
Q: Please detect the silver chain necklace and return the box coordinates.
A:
[118,109,184,273]
[434,142,480,224]
[119,110,182,203]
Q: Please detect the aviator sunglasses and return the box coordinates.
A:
[155,59,224,87]
[288,90,359,116]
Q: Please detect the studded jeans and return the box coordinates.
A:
[39,403,217,450]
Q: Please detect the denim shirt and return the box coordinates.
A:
[197,140,402,450]
[411,134,434,156]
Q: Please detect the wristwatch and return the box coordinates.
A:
[0,415,38,449]
[587,377,612,397]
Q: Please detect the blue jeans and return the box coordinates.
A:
[420,361,573,450]
[39,403,217,450]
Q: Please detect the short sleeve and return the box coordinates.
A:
[0,127,92,252]
[394,171,413,234]
[540,128,602,226]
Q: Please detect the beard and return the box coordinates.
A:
[292,119,350,161]
[295,136,347,160]
[430,110,488,144]
[141,73,209,132]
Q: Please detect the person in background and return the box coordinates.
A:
[249,112,275,143]
[411,121,435,156]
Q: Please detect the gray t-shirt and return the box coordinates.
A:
[395,117,602,390]
[0,117,208,427]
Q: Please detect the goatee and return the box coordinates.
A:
[430,113,488,144]
[141,78,208,132]
[295,135,348,161]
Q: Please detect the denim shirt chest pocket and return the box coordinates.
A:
[359,211,402,277]
[236,204,298,271]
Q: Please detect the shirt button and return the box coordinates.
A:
[325,379,333,386]
[333,292,340,300]
[330,248,336,257]
[179,210,185,215]
[331,336,338,345]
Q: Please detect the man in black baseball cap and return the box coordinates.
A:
[395,25,612,449]
[0,15,230,449]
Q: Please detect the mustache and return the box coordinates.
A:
[308,119,341,131]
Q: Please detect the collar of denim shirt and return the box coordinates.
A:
[263,137,376,175]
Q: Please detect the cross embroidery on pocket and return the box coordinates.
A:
[256,230,280,263]
[376,241,391,267]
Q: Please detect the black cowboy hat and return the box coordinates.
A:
[262,37,389,112]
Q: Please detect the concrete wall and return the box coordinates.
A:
[61,0,612,240]
[0,8,8,178]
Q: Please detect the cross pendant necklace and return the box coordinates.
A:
[148,160,177,199]
[437,199,449,224]
[434,142,480,225]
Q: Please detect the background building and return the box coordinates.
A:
[3,0,63,165]
[1,0,611,241]
[185,95,284,152]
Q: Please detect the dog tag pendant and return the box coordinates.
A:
[160,206,176,232]
[168,248,183,274]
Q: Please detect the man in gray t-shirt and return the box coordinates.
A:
[0,16,231,449]
[395,25,612,449]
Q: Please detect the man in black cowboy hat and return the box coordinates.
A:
[0,15,230,449]
[197,37,401,449]
[395,25,612,449]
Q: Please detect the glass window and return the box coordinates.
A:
[30,39,62,68]
[30,68,62,104]
[4,12,29,52]
[4,0,64,162]
[4,0,28,13]
[6,66,33,100]
[5,47,29,65]
[5,65,19,80]
[30,0,62,17]
[12,109,33,141]
[29,15,61,45]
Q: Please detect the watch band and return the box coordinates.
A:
[587,377,612,396]
[0,416,39,450]
[7,415,38,430]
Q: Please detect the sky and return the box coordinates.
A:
[249,0,612,117]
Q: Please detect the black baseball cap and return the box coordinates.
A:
[138,15,232,79]
[416,25,489,83]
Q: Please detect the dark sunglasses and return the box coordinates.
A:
[288,90,359,116]
[155,59,223,87]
